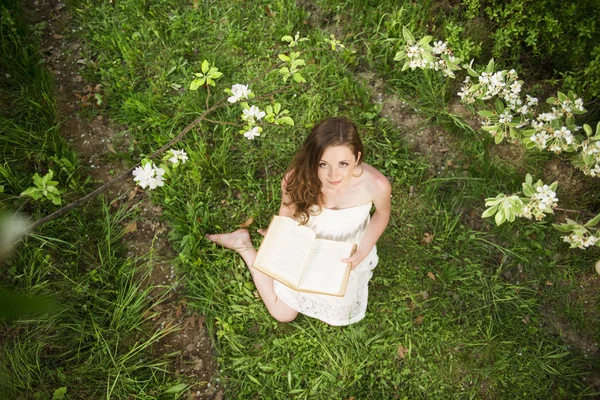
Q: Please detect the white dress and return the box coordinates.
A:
[273,202,378,325]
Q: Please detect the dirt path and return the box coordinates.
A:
[27,0,220,398]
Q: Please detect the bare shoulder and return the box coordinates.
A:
[361,163,391,196]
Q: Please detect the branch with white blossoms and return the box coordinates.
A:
[482,174,558,225]
[553,214,600,249]
[393,27,462,78]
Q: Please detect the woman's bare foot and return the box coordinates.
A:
[205,229,253,254]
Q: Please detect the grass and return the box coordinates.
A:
[2,0,599,398]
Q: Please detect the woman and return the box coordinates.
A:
[206,117,391,325]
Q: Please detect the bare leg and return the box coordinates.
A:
[205,229,298,322]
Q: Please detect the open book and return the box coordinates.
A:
[253,216,357,296]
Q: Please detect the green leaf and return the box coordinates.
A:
[402,26,415,43]
[201,59,209,74]
[393,51,406,61]
[277,116,294,126]
[281,35,293,42]
[278,53,290,62]
[557,91,568,102]
[495,209,506,225]
[584,213,600,228]
[478,110,495,117]
[552,223,575,233]
[546,96,557,105]
[485,59,495,73]
[419,35,433,45]
[494,98,505,114]
[279,66,289,75]
[274,103,281,114]
[164,383,189,394]
[482,205,499,219]
[208,70,223,80]
[53,387,67,400]
[190,78,204,90]
[494,133,504,144]
[292,73,306,83]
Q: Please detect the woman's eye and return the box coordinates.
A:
[319,163,327,168]
[340,162,349,167]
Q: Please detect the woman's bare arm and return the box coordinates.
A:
[342,172,392,269]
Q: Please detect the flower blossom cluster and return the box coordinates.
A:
[227,84,251,103]
[458,69,523,108]
[133,149,188,190]
[401,40,458,77]
[242,105,266,124]
[519,185,558,220]
[132,162,165,190]
[581,140,600,177]
[563,231,599,249]
[168,149,189,165]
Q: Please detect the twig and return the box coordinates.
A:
[554,207,596,218]
[205,84,210,111]
[204,118,244,127]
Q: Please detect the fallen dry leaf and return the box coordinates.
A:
[414,315,424,325]
[106,143,116,153]
[420,290,430,300]
[240,217,254,228]
[545,280,553,286]
[427,271,436,280]
[522,315,531,324]
[175,304,183,318]
[422,232,434,245]
[397,344,407,359]
[124,221,137,233]
[128,187,139,201]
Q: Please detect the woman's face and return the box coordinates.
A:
[317,145,360,191]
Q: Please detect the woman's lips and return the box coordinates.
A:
[328,180,342,185]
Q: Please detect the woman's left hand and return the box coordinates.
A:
[341,250,368,270]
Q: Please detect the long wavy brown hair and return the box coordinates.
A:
[284,117,364,224]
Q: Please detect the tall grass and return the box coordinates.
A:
[1,1,184,397]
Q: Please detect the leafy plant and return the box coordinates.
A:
[20,170,62,205]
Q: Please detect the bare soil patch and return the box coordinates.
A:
[27,0,219,397]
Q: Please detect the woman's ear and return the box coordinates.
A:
[356,151,362,164]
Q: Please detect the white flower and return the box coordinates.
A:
[406,45,422,58]
[242,105,266,124]
[549,144,562,153]
[168,149,188,165]
[574,98,585,111]
[243,126,261,140]
[132,162,165,189]
[510,81,522,94]
[227,84,251,103]
[538,113,557,122]
[526,95,538,106]
[534,185,557,207]
[432,41,448,55]
[499,111,513,124]
[532,132,549,149]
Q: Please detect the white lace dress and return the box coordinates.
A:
[273,202,379,325]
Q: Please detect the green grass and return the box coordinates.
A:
[2,0,599,398]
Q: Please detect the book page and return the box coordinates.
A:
[297,239,353,295]
[253,216,315,286]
